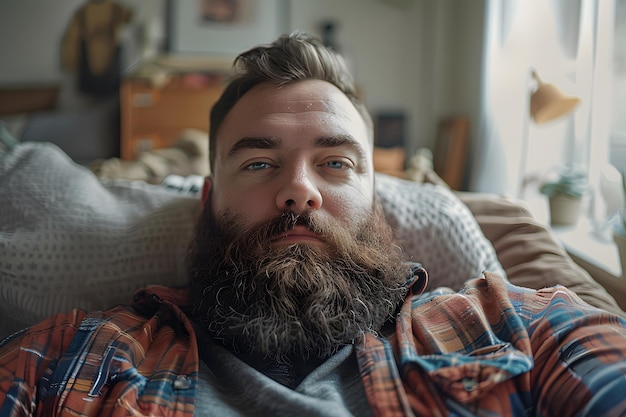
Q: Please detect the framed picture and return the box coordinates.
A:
[166,0,288,56]
[374,112,406,148]
[433,116,470,190]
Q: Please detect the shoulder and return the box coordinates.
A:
[410,272,607,324]
[0,301,196,415]
[0,306,138,363]
[1,309,89,352]
[0,309,93,411]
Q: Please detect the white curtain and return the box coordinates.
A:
[470,0,613,217]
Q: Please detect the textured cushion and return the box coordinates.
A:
[375,174,505,290]
[0,142,504,338]
[0,142,200,337]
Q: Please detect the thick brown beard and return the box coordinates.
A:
[187,200,409,362]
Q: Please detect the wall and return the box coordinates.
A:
[288,0,424,156]
[0,0,486,183]
[426,0,486,188]
[0,0,84,84]
[0,0,166,84]
[0,0,167,110]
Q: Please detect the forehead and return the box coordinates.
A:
[215,80,370,148]
[244,80,357,115]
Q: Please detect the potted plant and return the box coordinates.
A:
[539,166,588,226]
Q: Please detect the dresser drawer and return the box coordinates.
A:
[121,76,222,159]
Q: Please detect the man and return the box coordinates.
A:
[1,32,626,417]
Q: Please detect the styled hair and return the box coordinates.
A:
[209,31,373,172]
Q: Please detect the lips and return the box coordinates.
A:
[271,225,326,246]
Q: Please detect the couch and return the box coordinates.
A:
[1,126,624,339]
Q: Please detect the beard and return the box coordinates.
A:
[187,199,409,363]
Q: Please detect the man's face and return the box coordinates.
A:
[189,80,407,363]
[208,79,375,241]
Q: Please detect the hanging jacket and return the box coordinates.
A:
[61,0,133,95]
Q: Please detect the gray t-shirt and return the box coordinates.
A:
[194,335,374,417]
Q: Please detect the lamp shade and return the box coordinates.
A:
[529,72,580,124]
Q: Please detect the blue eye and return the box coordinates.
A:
[326,161,345,169]
[247,161,272,171]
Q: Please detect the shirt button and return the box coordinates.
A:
[173,375,191,390]
[462,377,478,392]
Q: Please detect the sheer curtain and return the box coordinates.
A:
[471,0,614,225]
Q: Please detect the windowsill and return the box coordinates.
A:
[525,192,626,310]
[551,217,622,279]
[556,220,626,311]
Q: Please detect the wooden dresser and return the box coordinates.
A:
[120,74,223,160]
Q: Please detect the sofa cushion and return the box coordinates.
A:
[375,174,505,290]
[0,142,200,337]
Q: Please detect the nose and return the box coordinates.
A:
[276,162,323,213]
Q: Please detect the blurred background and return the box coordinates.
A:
[0,0,624,213]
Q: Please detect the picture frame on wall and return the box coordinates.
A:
[374,112,406,148]
[198,0,241,23]
[166,0,287,57]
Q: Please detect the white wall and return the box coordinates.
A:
[0,0,84,84]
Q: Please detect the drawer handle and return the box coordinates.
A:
[132,91,160,107]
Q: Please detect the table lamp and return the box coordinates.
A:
[529,70,580,123]
[518,69,581,197]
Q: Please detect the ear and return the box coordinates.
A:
[201,176,213,207]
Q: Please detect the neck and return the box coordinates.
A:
[239,350,331,388]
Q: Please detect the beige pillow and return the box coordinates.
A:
[459,192,625,317]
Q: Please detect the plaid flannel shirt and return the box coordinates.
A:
[1,269,626,416]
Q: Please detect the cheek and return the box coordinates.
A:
[210,183,276,226]
[323,185,374,226]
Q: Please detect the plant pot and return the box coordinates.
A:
[614,232,626,277]
[548,194,581,226]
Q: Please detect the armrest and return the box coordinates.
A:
[457,192,626,317]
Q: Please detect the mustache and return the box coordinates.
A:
[219,210,334,253]
[257,211,323,239]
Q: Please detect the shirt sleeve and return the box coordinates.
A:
[0,310,86,416]
[509,282,626,416]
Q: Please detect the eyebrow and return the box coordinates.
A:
[315,134,357,148]
[315,135,369,161]
[227,137,281,159]
[226,134,368,160]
